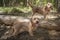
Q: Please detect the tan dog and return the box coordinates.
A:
[43,2,53,19]
[2,17,40,38]
[28,2,53,19]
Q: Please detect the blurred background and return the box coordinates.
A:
[0,0,60,40]
[0,0,59,16]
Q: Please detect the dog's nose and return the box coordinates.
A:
[36,21,39,24]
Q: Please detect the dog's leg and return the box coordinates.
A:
[28,22,34,36]
[44,13,48,20]
[12,28,17,36]
[44,14,46,20]
[44,15,47,20]
[29,27,34,36]
[11,24,20,37]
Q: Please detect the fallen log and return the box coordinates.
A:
[39,19,60,31]
[0,15,25,26]
[0,15,60,31]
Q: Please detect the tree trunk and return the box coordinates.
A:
[3,0,5,7]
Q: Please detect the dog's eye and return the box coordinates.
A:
[34,18,36,20]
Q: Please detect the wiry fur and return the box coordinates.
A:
[1,17,40,39]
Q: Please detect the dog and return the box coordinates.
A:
[28,2,53,19]
[43,2,53,19]
[1,17,40,39]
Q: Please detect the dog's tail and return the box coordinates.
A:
[28,1,33,8]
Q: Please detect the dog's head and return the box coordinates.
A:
[45,2,53,10]
[30,16,40,31]
[30,16,40,25]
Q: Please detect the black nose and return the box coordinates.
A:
[36,21,39,24]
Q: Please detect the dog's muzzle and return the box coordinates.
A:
[36,21,39,24]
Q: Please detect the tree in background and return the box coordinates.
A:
[0,0,57,8]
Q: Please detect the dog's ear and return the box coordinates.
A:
[50,4,53,10]
[50,6,53,10]
[44,6,47,10]
[30,17,32,22]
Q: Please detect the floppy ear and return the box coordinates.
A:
[50,5,53,10]
[45,6,47,10]
[30,18,32,23]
